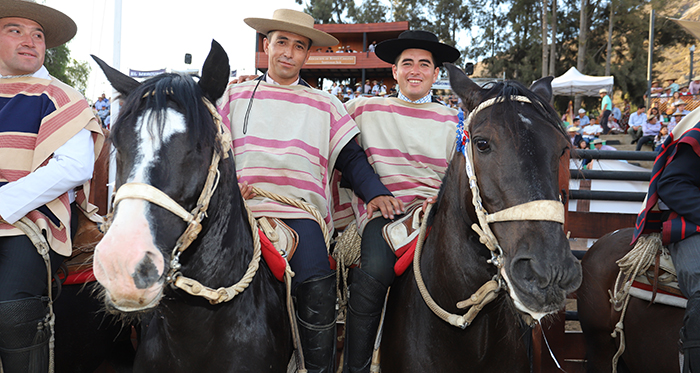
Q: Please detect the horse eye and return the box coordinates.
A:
[475,139,490,152]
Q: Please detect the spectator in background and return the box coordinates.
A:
[669,110,687,133]
[636,115,661,151]
[628,105,647,144]
[620,99,631,131]
[666,78,680,94]
[675,100,691,115]
[650,80,663,97]
[648,106,661,122]
[331,82,340,97]
[592,138,617,151]
[654,125,669,152]
[598,88,613,133]
[577,108,590,127]
[567,125,583,148]
[689,76,700,95]
[363,79,371,94]
[582,117,603,142]
[679,84,691,96]
[371,80,380,95]
[368,40,377,52]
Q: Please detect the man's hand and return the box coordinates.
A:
[238,180,256,200]
[367,195,405,220]
[421,196,437,212]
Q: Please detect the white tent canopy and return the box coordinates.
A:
[551,67,614,96]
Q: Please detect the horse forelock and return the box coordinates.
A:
[113,73,221,157]
[477,80,565,140]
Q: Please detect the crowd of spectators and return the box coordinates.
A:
[92,93,110,129]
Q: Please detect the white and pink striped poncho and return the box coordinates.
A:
[218,80,359,235]
[335,96,458,234]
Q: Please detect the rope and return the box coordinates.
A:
[331,222,362,323]
[250,186,330,250]
[412,204,501,329]
[608,233,662,373]
[1,217,55,373]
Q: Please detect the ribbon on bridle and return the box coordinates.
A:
[413,95,566,328]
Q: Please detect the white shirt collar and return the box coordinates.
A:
[0,66,49,79]
[265,73,300,86]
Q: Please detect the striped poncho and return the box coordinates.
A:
[218,80,359,235]
[0,76,104,256]
[335,96,458,234]
[632,108,700,245]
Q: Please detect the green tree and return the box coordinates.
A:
[347,0,389,24]
[296,0,352,23]
[44,44,91,95]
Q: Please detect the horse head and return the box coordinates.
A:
[92,40,232,313]
[445,63,582,320]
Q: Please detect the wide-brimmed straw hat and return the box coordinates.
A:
[375,30,460,67]
[567,126,581,132]
[244,9,338,47]
[0,0,77,49]
[599,88,608,94]
[673,110,687,117]
[673,100,687,106]
[592,139,604,145]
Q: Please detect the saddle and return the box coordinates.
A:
[381,205,423,256]
[256,217,298,260]
[629,248,687,308]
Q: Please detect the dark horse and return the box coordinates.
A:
[578,227,684,372]
[379,64,582,372]
[90,41,292,372]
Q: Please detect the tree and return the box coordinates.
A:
[348,0,389,24]
[44,44,91,95]
[296,0,352,23]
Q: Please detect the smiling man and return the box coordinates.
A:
[337,30,460,373]
[218,9,402,373]
[0,1,104,372]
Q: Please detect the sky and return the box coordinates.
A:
[44,0,305,101]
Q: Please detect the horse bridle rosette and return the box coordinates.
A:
[414,95,566,328]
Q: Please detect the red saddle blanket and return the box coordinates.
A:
[394,227,431,276]
[259,228,286,281]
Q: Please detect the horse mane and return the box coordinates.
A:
[480,80,566,140]
[112,73,221,155]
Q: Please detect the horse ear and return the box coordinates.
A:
[444,63,482,111]
[90,55,141,97]
[199,40,230,103]
[529,76,554,103]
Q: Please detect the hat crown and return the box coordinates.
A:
[398,30,440,43]
[271,9,315,29]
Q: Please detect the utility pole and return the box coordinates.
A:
[646,9,655,111]
[691,45,696,83]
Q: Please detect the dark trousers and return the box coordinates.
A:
[360,217,396,288]
[636,135,655,151]
[283,218,334,292]
[600,110,612,134]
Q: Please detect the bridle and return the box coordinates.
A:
[413,95,566,328]
[105,97,262,305]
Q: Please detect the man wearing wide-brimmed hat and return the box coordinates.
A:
[598,87,613,134]
[0,1,104,372]
[336,29,460,372]
[217,9,402,373]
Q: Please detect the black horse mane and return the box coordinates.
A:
[480,80,566,139]
[112,73,221,155]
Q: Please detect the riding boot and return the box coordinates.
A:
[343,268,388,373]
[681,292,700,373]
[0,297,50,373]
[296,272,337,373]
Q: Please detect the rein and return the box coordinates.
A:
[413,95,566,328]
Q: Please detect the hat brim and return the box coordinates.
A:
[375,38,460,66]
[0,0,77,49]
[244,17,338,47]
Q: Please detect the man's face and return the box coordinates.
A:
[0,17,46,76]
[392,48,439,102]
[263,31,311,85]
[594,143,602,149]
[637,107,645,114]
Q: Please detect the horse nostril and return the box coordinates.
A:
[511,257,549,289]
[132,253,161,289]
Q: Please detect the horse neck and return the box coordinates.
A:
[422,155,497,294]
[179,158,254,286]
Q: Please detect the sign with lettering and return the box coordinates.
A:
[306,56,356,65]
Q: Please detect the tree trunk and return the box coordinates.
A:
[549,0,557,76]
[542,0,548,78]
[575,0,588,111]
[605,0,613,76]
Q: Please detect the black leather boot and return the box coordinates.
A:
[682,292,700,373]
[343,268,388,373]
[0,297,50,373]
[296,273,337,373]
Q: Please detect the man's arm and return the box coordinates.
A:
[0,129,95,223]
[335,138,404,219]
[657,143,700,226]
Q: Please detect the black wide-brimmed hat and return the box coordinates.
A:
[0,0,77,49]
[375,30,460,67]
